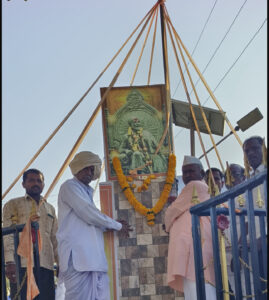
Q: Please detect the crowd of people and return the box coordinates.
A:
[2,135,267,300]
[165,135,267,299]
[3,152,132,300]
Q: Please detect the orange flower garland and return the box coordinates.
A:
[112,154,176,226]
[137,175,156,192]
[125,175,156,192]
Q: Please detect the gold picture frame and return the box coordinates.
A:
[101,84,172,180]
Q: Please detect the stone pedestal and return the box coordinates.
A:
[100,179,184,300]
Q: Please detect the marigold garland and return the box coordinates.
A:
[126,174,156,192]
[112,154,176,226]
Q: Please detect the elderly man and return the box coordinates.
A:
[225,164,245,189]
[57,151,132,300]
[3,169,58,300]
[205,167,225,192]
[164,156,216,300]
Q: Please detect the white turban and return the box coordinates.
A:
[182,155,204,170]
[69,151,102,180]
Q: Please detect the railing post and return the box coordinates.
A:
[263,177,267,216]
[13,227,22,300]
[261,176,268,295]
[210,207,223,300]
[191,214,206,300]
[258,215,267,295]
[246,189,262,299]
[190,171,267,300]
[2,236,8,300]
[239,214,252,297]
[228,197,242,298]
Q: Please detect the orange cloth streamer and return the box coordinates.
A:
[222,202,241,214]
[17,218,42,300]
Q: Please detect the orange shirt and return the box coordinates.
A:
[164,180,215,292]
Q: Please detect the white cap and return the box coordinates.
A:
[182,155,203,169]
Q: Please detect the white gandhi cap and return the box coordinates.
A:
[182,155,204,170]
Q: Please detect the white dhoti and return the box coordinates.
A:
[55,281,66,300]
[62,254,110,300]
[183,278,217,300]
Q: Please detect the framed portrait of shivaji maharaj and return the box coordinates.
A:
[101,84,173,181]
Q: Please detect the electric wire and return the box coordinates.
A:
[190,0,218,58]
[174,0,248,139]
[1,2,158,201]
[172,0,218,97]
[203,17,267,106]
[174,17,267,140]
[189,0,248,96]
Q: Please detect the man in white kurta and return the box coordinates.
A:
[57,151,131,300]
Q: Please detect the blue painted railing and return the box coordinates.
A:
[190,170,267,300]
[2,222,41,300]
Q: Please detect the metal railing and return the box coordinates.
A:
[190,170,267,300]
[2,222,41,300]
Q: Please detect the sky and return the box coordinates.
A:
[2,0,267,212]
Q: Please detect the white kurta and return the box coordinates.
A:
[56,177,122,273]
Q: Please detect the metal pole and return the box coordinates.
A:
[159,1,167,84]
[2,236,7,300]
[13,229,22,300]
[191,214,206,299]
[199,126,240,159]
[159,1,175,153]
[189,115,195,156]
[190,128,195,156]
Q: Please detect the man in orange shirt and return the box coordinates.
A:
[165,156,216,300]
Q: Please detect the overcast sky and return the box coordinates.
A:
[2,0,267,211]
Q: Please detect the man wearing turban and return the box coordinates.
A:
[56,151,131,300]
[164,155,216,300]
